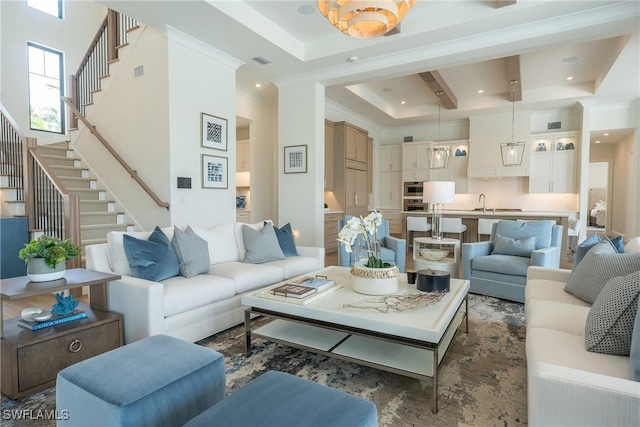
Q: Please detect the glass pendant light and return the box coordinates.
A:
[501,80,525,166]
[427,91,450,169]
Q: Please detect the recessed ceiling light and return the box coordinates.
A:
[603,133,609,136]
[562,56,578,63]
[478,89,484,94]
[347,56,358,63]
[297,5,315,15]
[566,76,574,81]
[255,83,262,88]
[595,140,601,144]
[401,101,406,105]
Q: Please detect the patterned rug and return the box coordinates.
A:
[1,294,527,426]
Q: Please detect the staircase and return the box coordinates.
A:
[34,142,130,250]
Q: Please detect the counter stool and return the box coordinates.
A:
[441,217,467,242]
[477,218,500,241]
[407,216,431,247]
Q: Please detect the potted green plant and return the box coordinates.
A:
[18,235,81,282]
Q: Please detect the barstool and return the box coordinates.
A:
[567,217,581,257]
[406,216,431,247]
[477,218,500,241]
[441,217,467,242]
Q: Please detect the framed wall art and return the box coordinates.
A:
[201,113,227,151]
[284,145,307,174]
[201,154,228,189]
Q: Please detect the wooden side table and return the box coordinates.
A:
[0,268,123,399]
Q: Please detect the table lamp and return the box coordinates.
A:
[422,181,455,239]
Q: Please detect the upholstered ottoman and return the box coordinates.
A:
[185,370,378,427]
[56,334,225,427]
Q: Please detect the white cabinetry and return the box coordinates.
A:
[236,140,250,172]
[379,145,402,209]
[380,145,401,172]
[401,141,469,194]
[402,143,430,181]
[529,132,578,194]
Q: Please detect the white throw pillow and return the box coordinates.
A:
[626,237,640,254]
[191,223,238,264]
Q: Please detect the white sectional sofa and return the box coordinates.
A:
[85,221,324,344]
[525,260,640,426]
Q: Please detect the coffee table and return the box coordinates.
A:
[242,266,469,414]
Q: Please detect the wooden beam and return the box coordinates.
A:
[418,71,458,109]
[494,0,516,8]
[505,55,522,101]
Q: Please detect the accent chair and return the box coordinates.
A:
[461,219,563,302]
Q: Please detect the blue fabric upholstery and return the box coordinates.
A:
[272,222,298,256]
[631,297,640,381]
[185,370,378,427]
[574,233,601,267]
[337,216,406,272]
[462,220,563,302]
[56,334,226,427]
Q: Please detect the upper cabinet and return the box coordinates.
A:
[379,145,402,209]
[402,142,430,181]
[343,123,368,164]
[467,111,531,178]
[529,132,578,194]
[380,145,401,172]
[236,140,250,172]
[401,141,469,194]
[332,121,371,217]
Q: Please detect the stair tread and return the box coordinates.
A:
[81,211,122,216]
[81,224,131,230]
[50,165,88,170]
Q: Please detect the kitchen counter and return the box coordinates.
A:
[324,210,344,214]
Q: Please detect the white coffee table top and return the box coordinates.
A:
[242,266,469,343]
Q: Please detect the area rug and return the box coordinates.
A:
[1,294,527,426]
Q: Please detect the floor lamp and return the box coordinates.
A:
[422,181,455,239]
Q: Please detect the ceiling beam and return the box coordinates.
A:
[419,71,458,109]
[505,55,522,101]
[494,1,517,8]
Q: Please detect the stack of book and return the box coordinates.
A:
[260,276,341,305]
[18,310,88,331]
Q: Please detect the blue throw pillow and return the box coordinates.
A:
[273,223,298,257]
[574,233,601,268]
[609,236,625,253]
[123,226,180,281]
[492,233,537,257]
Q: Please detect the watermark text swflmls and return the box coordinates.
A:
[2,409,70,420]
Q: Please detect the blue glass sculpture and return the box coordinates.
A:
[51,292,79,316]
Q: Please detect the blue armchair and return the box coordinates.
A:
[337,216,407,273]
[461,220,563,302]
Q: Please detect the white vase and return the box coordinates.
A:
[27,258,66,282]
[350,262,399,296]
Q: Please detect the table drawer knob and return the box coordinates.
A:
[69,338,83,353]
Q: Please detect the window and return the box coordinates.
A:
[27,0,62,19]
[28,43,64,134]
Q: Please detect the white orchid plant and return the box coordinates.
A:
[337,210,391,269]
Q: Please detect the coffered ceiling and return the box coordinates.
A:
[102,1,640,135]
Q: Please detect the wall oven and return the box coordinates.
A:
[403,182,423,197]
[403,199,428,211]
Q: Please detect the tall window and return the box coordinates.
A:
[28,43,64,134]
[27,0,62,19]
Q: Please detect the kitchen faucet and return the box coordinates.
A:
[479,193,486,213]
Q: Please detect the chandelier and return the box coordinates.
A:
[427,91,450,169]
[317,0,416,39]
[500,80,525,166]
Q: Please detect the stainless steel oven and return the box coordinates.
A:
[403,182,423,197]
[403,199,428,211]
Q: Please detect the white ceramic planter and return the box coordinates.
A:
[27,258,66,282]
[350,262,399,296]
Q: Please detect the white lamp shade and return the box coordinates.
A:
[422,181,455,203]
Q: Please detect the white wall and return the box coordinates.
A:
[0,0,106,141]
[166,28,240,228]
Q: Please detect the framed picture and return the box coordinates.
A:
[284,145,307,174]
[201,154,228,189]
[201,113,227,151]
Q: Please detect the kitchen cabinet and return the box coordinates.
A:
[429,141,469,194]
[345,168,368,218]
[467,136,530,177]
[236,140,250,172]
[379,171,402,209]
[380,145,401,172]
[343,123,368,164]
[367,136,373,209]
[529,132,578,194]
[324,212,342,254]
[324,120,335,191]
[378,209,402,237]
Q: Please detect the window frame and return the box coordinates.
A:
[26,0,63,19]
[27,42,66,135]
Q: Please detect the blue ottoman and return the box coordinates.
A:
[56,334,225,427]
[185,370,378,427]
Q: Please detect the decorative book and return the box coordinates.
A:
[259,283,343,306]
[18,310,88,331]
[272,284,316,299]
[287,276,335,292]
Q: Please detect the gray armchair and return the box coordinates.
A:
[461,220,562,302]
[337,216,406,273]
